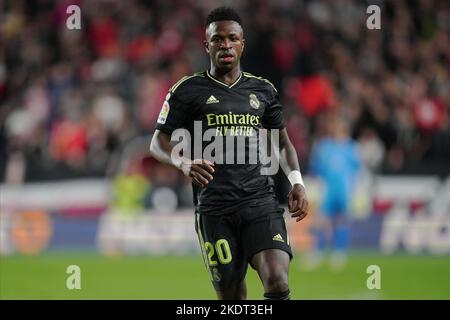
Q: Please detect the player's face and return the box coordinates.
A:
[205,21,245,70]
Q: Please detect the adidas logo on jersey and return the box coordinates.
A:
[206,95,220,104]
[272,234,284,243]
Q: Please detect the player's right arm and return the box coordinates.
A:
[149,130,214,188]
[150,76,215,187]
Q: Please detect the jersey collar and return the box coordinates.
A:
[206,70,242,88]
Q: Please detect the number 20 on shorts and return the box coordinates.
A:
[204,239,232,265]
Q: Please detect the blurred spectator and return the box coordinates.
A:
[286,73,337,119]
[413,97,445,134]
[357,127,385,172]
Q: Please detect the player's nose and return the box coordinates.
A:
[220,38,232,49]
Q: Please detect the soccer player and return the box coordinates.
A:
[307,116,361,270]
[150,7,308,300]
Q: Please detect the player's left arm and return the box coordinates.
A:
[262,84,308,222]
[278,128,309,222]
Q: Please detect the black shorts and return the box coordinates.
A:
[194,203,293,291]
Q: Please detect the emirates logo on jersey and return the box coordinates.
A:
[249,93,260,109]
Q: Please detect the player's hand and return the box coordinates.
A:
[288,184,308,222]
[180,159,215,188]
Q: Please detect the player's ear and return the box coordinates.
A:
[242,38,245,51]
[204,40,210,53]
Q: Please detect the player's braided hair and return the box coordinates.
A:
[205,6,242,27]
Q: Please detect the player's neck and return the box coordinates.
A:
[209,66,241,86]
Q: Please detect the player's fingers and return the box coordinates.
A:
[192,166,214,181]
[288,192,294,211]
[191,176,205,188]
[192,159,215,174]
[294,199,309,221]
[291,210,303,217]
[301,199,309,213]
[298,199,305,211]
[296,212,308,222]
[290,202,304,216]
[287,192,293,211]
[191,172,209,186]
[199,162,215,174]
[202,159,215,167]
[289,200,298,213]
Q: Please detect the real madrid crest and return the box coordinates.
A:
[249,93,260,109]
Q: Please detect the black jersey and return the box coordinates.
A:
[155,70,284,215]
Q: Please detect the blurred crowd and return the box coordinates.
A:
[1,0,449,208]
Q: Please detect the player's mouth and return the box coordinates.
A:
[218,53,234,63]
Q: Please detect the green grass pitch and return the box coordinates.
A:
[1,252,449,300]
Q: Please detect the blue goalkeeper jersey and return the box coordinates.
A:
[309,138,361,202]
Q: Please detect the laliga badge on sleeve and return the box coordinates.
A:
[157,100,170,124]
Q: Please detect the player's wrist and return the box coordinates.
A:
[288,170,305,189]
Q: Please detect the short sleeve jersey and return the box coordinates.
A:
[156,70,284,215]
